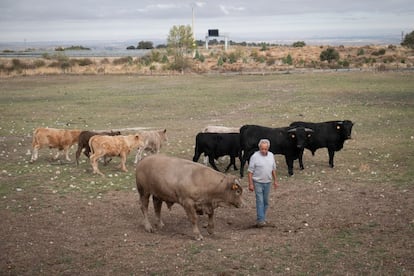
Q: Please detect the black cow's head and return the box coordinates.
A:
[287,126,314,149]
[336,120,354,140]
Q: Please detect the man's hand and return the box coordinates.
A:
[248,183,254,192]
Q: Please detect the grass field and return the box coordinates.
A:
[0,72,413,275]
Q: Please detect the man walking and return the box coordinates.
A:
[248,139,278,228]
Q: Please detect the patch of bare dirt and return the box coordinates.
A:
[1,172,412,275]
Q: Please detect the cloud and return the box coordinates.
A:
[219,5,246,15]
[0,0,413,42]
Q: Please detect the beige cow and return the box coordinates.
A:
[89,134,143,176]
[30,127,81,162]
[136,154,244,240]
[134,129,167,164]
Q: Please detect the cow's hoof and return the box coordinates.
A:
[155,221,164,229]
[144,224,154,233]
[195,234,204,241]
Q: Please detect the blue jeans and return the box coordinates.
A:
[253,181,271,223]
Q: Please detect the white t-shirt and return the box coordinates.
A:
[248,151,276,183]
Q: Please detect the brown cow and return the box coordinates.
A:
[30,127,81,163]
[89,134,143,176]
[134,129,167,164]
[135,154,244,240]
[75,130,121,166]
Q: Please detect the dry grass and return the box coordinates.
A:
[1,45,413,77]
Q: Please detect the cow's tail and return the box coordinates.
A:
[88,138,95,156]
[31,129,39,148]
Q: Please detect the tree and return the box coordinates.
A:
[167,25,195,71]
[137,41,154,49]
[292,41,306,47]
[320,47,339,62]
[401,30,414,49]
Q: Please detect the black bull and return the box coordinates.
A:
[289,120,354,169]
[239,125,313,177]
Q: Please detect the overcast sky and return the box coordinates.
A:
[0,0,413,43]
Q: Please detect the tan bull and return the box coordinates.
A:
[135,154,244,240]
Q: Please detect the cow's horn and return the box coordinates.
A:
[305,128,314,132]
[287,128,296,133]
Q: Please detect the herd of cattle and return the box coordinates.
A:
[28,120,353,239]
[193,120,354,177]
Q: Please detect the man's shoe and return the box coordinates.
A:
[256,221,266,228]
[264,221,275,227]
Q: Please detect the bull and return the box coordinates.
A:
[239,124,313,177]
[192,132,240,172]
[289,120,354,169]
[135,154,243,240]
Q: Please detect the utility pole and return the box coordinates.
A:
[191,4,196,56]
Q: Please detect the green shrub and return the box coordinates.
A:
[60,61,71,72]
[150,50,161,62]
[283,54,293,65]
[260,43,268,51]
[338,60,350,68]
[198,54,205,63]
[228,52,238,64]
[357,49,365,56]
[139,55,152,66]
[12,59,23,70]
[161,55,169,63]
[320,48,339,62]
[217,56,224,66]
[292,41,306,47]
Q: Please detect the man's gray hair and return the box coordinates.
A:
[258,139,271,148]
